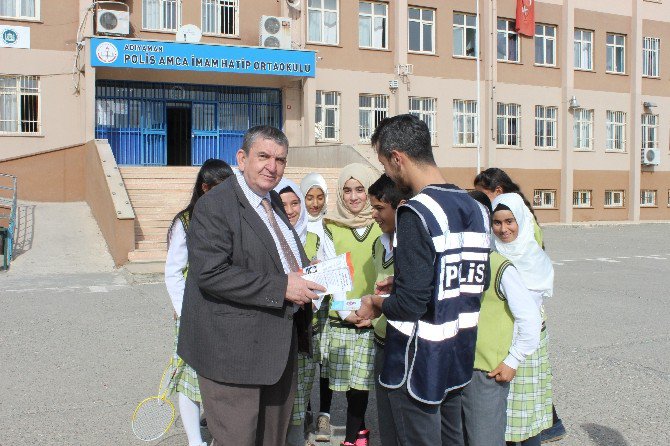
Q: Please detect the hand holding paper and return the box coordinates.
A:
[301,253,354,309]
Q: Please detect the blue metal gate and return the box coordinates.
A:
[95,80,282,166]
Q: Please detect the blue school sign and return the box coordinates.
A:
[90,37,316,78]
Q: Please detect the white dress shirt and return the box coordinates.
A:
[165,219,188,317]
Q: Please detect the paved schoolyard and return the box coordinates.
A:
[0,223,668,445]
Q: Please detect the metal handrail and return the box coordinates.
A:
[0,173,17,269]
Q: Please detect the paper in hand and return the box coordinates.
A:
[301,253,354,310]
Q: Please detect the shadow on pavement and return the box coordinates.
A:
[12,203,35,259]
[583,423,630,446]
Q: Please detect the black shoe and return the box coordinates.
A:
[200,417,208,428]
[540,419,566,443]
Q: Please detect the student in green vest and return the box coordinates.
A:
[275,178,319,446]
[367,174,411,446]
[491,193,555,446]
[319,163,382,446]
[460,191,542,446]
[165,159,234,446]
[474,169,566,444]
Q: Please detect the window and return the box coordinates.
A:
[574,29,593,70]
[453,99,478,146]
[453,12,477,58]
[604,190,624,208]
[359,2,387,49]
[573,190,592,208]
[643,37,661,77]
[0,75,40,134]
[202,0,238,36]
[606,33,626,73]
[315,91,340,141]
[573,108,594,150]
[497,19,519,62]
[640,190,657,207]
[533,190,556,209]
[496,102,521,147]
[408,7,435,53]
[535,105,557,149]
[308,0,338,45]
[535,24,556,66]
[359,94,388,143]
[143,0,180,31]
[641,113,658,150]
[606,111,626,152]
[0,0,38,18]
[409,97,437,144]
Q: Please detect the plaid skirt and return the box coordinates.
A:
[170,318,201,403]
[291,352,317,425]
[313,298,330,378]
[327,324,375,391]
[505,328,553,442]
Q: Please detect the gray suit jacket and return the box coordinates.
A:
[177,175,310,385]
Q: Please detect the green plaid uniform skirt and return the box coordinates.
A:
[505,328,553,441]
[312,298,330,378]
[327,324,375,391]
[291,352,317,425]
[170,318,201,403]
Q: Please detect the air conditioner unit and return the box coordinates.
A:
[642,147,660,166]
[259,16,291,49]
[96,9,130,36]
[397,64,414,76]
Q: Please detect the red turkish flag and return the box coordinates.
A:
[515,0,535,37]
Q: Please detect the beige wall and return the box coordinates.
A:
[0,0,78,51]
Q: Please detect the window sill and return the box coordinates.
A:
[574,67,595,73]
[202,33,241,40]
[534,147,559,151]
[316,140,342,144]
[605,71,628,76]
[307,42,342,48]
[534,63,558,69]
[496,145,522,150]
[408,50,437,56]
[573,148,595,152]
[640,205,658,208]
[604,206,625,209]
[535,207,558,210]
[642,75,661,80]
[605,150,628,154]
[0,133,44,137]
[573,206,594,209]
[359,46,390,52]
[141,28,178,35]
[497,59,522,65]
[453,55,478,61]
[453,144,477,148]
[0,16,41,23]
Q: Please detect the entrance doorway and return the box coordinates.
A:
[166,104,191,166]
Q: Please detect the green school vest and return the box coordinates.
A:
[304,231,320,261]
[371,235,394,341]
[533,219,544,248]
[324,221,382,320]
[473,251,515,372]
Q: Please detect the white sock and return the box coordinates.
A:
[178,392,204,446]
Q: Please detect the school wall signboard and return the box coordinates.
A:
[90,37,316,78]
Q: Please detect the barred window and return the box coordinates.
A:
[453,12,477,58]
[574,29,593,70]
[643,37,660,77]
[453,99,478,146]
[359,1,387,49]
[359,94,388,143]
[496,102,521,147]
[0,0,38,18]
[315,91,340,142]
[0,75,40,134]
[573,190,592,208]
[605,190,624,208]
[409,96,437,145]
[308,0,339,45]
[497,19,519,62]
[640,190,657,207]
[641,113,658,150]
[606,33,626,74]
[202,0,238,36]
[606,111,626,152]
[143,0,180,31]
[408,7,435,53]
[535,105,557,149]
[535,24,556,66]
[573,108,594,150]
[533,189,556,209]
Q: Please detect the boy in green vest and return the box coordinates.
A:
[461,191,542,446]
[367,174,410,446]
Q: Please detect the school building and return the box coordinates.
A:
[1,0,669,264]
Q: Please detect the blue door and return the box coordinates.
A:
[191,102,219,165]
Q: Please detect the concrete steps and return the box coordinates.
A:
[120,166,341,264]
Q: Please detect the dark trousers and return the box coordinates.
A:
[461,370,510,446]
[198,333,298,446]
[374,343,465,446]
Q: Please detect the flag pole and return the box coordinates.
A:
[475,0,481,174]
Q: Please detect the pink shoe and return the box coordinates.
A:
[355,429,369,446]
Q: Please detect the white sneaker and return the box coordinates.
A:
[314,414,331,442]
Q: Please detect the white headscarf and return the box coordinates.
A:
[300,172,329,222]
[492,193,554,298]
[274,178,308,245]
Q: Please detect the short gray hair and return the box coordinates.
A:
[241,125,289,154]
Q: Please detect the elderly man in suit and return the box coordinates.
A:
[178,125,325,446]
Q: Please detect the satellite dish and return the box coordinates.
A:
[287,0,301,11]
[176,24,202,43]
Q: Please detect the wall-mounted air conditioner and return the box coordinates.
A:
[96,9,130,36]
[642,147,660,166]
[259,16,291,49]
